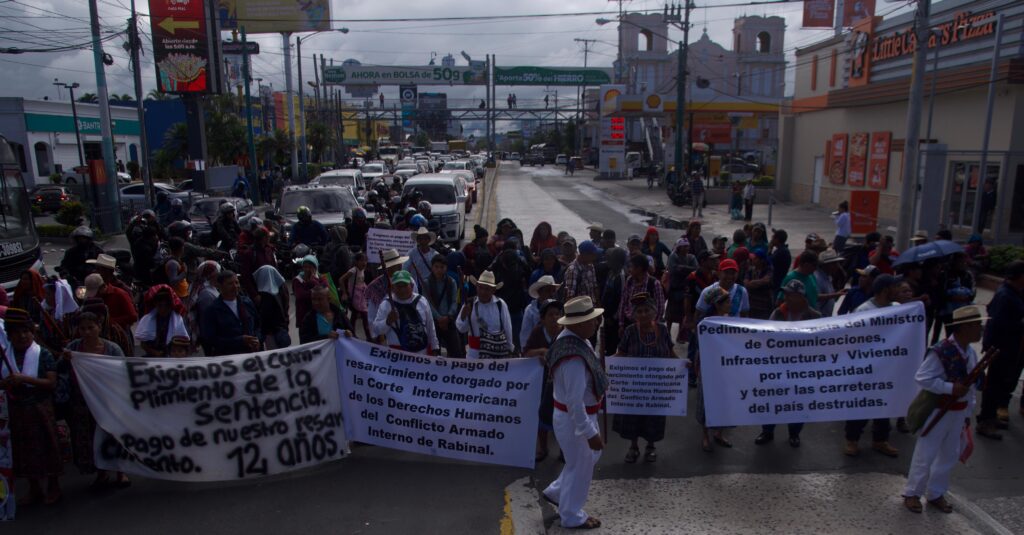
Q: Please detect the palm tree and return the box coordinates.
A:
[146,89,174,101]
[78,93,98,103]
[112,93,134,102]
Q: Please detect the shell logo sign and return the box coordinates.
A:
[601,88,621,117]
[644,94,663,112]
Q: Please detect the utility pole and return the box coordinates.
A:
[666,1,693,177]
[282,32,297,181]
[241,27,260,204]
[88,0,121,233]
[53,81,85,169]
[128,0,153,208]
[574,38,596,156]
[896,0,930,250]
[297,35,307,181]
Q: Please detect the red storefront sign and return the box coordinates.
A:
[149,0,210,93]
[850,190,880,234]
[847,132,868,187]
[693,124,731,144]
[868,131,891,189]
[802,0,835,28]
[828,133,848,184]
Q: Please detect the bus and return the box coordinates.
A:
[0,134,44,290]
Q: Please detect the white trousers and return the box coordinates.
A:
[544,410,601,528]
[903,408,965,500]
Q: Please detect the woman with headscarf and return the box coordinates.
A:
[38,276,75,355]
[11,269,45,325]
[255,265,291,349]
[239,227,278,298]
[135,285,189,357]
[641,227,673,277]
[665,238,697,343]
[601,247,628,356]
[446,250,474,304]
[487,218,517,257]
[462,225,488,276]
[489,244,531,350]
[60,311,129,488]
[1,308,63,505]
[529,222,558,264]
[684,221,708,259]
[77,298,134,357]
[613,293,677,463]
[292,255,339,330]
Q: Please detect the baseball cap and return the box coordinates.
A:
[627,234,642,245]
[578,241,599,255]
[675,237,690,248]
[718,259,739,272]
[856,265,880,277]
[732,246,750,263]
[805,233,819,242]
[84,273,104,298]
[782,279,807,295]
[391,270,413,285]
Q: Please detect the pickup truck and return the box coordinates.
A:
[523,152,546,167]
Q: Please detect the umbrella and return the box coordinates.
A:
[892,240,964,266]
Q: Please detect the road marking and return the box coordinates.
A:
[500,489,514,535]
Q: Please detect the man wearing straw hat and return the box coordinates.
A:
[365,249,413,331]
[404,227,438,290]
[457,271,514,360]
[520,275,562,349]
[902,304,988,514]
[372,270,437,355]
[542,296,607,530]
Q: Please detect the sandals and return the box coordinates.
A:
[701,437,713,452]
[644,446,657,463]
[624,446,640,464]
[114,475,132,489]
[903,496,923,514]
[713,434,733,448]
[535,449,549,463]
[568,517,602,530]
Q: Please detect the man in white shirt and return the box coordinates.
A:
[519,275,561,349]
[542,296,606,530]
[902,305,987,514]
[742,180,756,222]
[457,271,515,359]
[404,227,438,289]
[833,201,851,252]
[371,270,438,354]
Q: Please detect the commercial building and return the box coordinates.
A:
[777,0,1023,243]
[0,97,141,188]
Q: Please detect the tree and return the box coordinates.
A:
[78,93,98,103]
[306,121,331,163]
[414,131,430,148]
[256,129,292,170]
[112,94,134,102]
[204,94,248,166]
[146,89,175,101]
[152,122,188,179]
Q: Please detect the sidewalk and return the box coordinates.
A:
[580,170,840,245]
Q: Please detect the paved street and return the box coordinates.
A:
[19,161,1022,534]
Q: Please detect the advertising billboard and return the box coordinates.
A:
[149,0,210,93]
[868,131,891,190]
[493,67,613,86]
[828,133,848,185]
[217,0,331,34]
[802,0,835,28]
[323,65,486,86]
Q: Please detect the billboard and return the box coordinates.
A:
[847,132,868,187]
[217,0,331,34]
[842,0,875,26]
[802,0,835,28]
[323,65,486,86]
[868,131,891,190]
[149,0,210,93]
[493,67,613,86]
[828,133,848,184]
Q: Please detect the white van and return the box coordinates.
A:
[310,169,365,193]
[403,174,467,243]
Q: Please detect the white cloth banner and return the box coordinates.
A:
[336,337,542,468]
[697,302,926,427]
[366,228,416,263]
[71,340,347,482]
[605,357,688,416]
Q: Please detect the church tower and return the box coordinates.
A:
[731,16,786,98]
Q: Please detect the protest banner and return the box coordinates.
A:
[366,228,416,262]
[71,340,346,482]
[605,357,687,416]
[336,337,542,468]
[697,302,926,427]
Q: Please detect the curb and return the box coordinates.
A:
[947,491,1016,535]
[504,476,547,535]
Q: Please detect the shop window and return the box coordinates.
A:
[1010,164,1024,232]
[129,144,138,162]
[948,161,999,229]
[757,32,771,53]
[8,142,27,172]
[33,142,51,177]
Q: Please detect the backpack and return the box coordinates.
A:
[389,295,428,352]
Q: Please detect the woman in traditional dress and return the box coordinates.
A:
[0,308,63,505]
[135,285,189,357]
[523,299,564,462]
[612,294,677,463]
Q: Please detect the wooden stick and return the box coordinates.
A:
[921,347,999,437]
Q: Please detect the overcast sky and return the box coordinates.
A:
[1,0,911,131]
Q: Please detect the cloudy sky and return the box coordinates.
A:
[1,0,910,123]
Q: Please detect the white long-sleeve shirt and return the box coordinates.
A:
[371,292,438,354]
[552,329,600,439]
[834,211,851,238]
[916,337,978,414]
[456,297,515,359]
[519,299,541,349]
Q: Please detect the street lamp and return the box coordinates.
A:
[297,27,348,181]
[53,79,85,170]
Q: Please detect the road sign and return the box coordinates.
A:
[217,0,331,34]
[493,66,613,86]
[323,65,486,86]
[400,85,417,129]
[222,41,260,55]
[149,0,210,93]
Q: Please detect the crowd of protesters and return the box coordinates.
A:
[1,183,1021,517]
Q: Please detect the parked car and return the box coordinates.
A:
[555,154,568,165]
[119,182,190,206]
[310,169,365,194]
[176,179,194,192]
[523,152,545,166]
[32,185,77,213]
[402,175,466,243]
[277,184,359,235]
[510,152,521,161]
[441,160,472,172]
[189,196,253,233]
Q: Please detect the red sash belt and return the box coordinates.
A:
[948,400,968,411]
[553,399,602,414]
[468,336,480,349]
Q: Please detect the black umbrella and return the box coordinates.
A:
[892,240,964,267]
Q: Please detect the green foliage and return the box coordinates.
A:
[55,201,86,226]
[37,224,77,238]
[753,175,775,187]
[256,129,293,169]
[988,245,1024,274]
[126,160,140,179]
[49,172,63,184]
[205,95,248,166]
[306,121,332,163]
[719,171,731,183]
[31,204,42,217]
[414,132,430,148]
